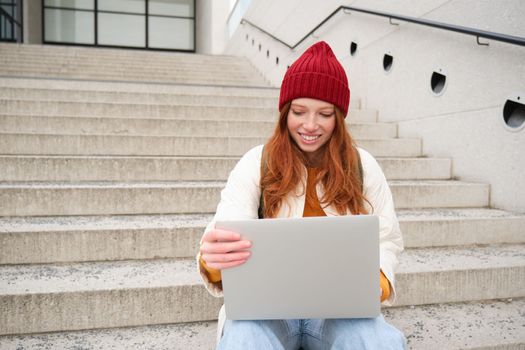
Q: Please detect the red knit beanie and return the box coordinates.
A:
[279,41,350,117]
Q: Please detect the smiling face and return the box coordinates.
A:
[286,98,336,165]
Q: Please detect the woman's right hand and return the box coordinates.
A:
[199,228,252,270]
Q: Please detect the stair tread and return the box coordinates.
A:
[388,180,486,186]
[0,132,399,139]
[0,154,445,160]
[0,259,200,295]
[0,115,388,127]
[0,99,278,109]
[0,77,281,95]
[0,179,486,188]
[397,207,525,220]
[0,154,241,160]
[0,180,226,188]
[398,244,525,273]
[386,298,525,349]
[0,114,383,124]
[1,208,520,233]
[0,213,213,233]
[0,321,217,350]
[0,132,417,144]
[1,244,522,295]
[1,298,522,350]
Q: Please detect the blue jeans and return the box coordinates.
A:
[217,315,406,350]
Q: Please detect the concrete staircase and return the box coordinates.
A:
[0,43,523,349]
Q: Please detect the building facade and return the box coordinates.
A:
[1,0,231,54]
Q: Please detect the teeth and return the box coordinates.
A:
[300,133,320,141]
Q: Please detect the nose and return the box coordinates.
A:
[302,114,318,132]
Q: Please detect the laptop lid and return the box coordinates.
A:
[216,215,380,320]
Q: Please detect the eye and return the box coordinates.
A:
[292,110,304,116]
[320,112,334,118]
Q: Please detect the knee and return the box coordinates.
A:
[325,317,406,350]
[218,320,264,348]
[222,320,263,337]
[382,325,406,350]
[219,319,292,350]
[370,316,406,349]
[369,315,406,350]
[367,317,406,350]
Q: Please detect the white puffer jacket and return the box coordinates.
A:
[197,144,404,339]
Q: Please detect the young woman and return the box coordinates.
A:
[197,41,406,349]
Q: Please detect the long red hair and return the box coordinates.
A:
[261,102,371,218]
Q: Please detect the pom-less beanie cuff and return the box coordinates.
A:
[279,41,350,117]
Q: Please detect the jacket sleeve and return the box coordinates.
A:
[358,147,404,306]
[197,145,263,297]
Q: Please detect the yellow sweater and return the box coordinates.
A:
[200,167,391,302]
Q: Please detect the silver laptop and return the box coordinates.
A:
[216,215,380,320]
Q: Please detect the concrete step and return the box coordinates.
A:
[0,100,375,121]
[0,244,523,335]
[0,53,261,69]
[0,321,218,350]
[1,299,523,349]
[0,48,258,69]
[0,115,396,139]
[0,259,224,335]
[0,134,419,157]
[1,209,522,264]
[0,214,209,264]
[0,44,254,65]
[0,77,281,98]
[0,87,279,108]
[0,321,217,350]
[385,298,525,350]
[0,86,359,114]
[0,155,450,182]
[0,49,254,64]
[0,180,488,216]
[0,100,276,120]
[0,62,262,79]
[398,208,525,248]
[0,60,265,78]
[388,180,489,208]
[0,69,268,86]
[0,60,263,79]
[0,54,250,70]
[395,244,525,306]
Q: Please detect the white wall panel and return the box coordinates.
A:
[224,0,525,212]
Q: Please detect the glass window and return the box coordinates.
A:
[98,13,145,47]
[1,1,18,41]
[42,0,195,52]
[149,0,194,17]
[1,4,14,17]
[44,0,94,10]
[44,8,95,44]
[99,0,145,14]
[1,13,13,39]
[149,16,193,50]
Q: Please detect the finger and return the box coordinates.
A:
[206,259,247,270]
[203,229,241,243]
[202,251,251,264]
[200,240,252,254]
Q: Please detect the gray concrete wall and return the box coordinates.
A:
[23,0,42,44]
[196,0,229,54]
[224,0,525,213]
